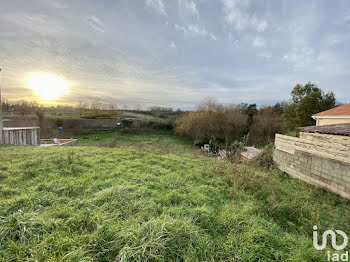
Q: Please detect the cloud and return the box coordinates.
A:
[314,52,350,75]
[282,47,314,69]
[2,12,64,35]
[252,36,265,47]
[228,32,240,47]
[221,0,268,32]
[175,24,217,40]
[44,0,68,9]
[2,0,350,107]
[86,15,104,33]
[282,47,350,77]
[178,0,200,18]
[258,53,271,59]
[145,0,167,15]
[256,20,268,32]
[327,34,350,46]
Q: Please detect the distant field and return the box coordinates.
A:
[0,131,350,261]
[3,110,170,122]
[75,130,190,148]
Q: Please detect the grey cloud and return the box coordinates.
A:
[0,0,349,107]
[86,15,104,33]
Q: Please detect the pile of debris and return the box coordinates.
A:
[40,138,78,147]
[201,143,262,161]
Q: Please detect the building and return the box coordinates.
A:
[312,103,350,126]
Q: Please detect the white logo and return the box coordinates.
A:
[313,225,348,251]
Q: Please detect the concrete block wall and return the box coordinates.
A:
[273,133,350,199]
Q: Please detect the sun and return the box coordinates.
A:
[26,73,69,100]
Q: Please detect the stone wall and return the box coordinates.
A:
[3,117,38,128]
[273,132,350,199]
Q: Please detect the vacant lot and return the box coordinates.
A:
[1,131,349,261]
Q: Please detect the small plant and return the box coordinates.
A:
[67,151,75,165]
[226,140,245,162]
[284,130,300,137]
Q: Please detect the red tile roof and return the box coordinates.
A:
[313,103,350,117]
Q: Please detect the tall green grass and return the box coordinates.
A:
[0,131,349,261]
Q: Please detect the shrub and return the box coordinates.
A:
[251,143,275,169]
[175,98,248,146]
[248,106,282,144]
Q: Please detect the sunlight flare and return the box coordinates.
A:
[26,73,69,100]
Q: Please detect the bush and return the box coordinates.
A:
[248,106,282,144]
[251,143,275,169]
[175,98,248,146]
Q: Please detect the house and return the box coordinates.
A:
[312,103,350,126]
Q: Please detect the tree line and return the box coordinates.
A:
[1,99,119,118]
[1,82,337,145]
[175,82,337,146]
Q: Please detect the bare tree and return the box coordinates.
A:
[90,100,102,118]
[13,100,31,116]
[76,101,86,117]
[175,98,248,147]
[108,104,118,116]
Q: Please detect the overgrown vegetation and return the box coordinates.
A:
[175,83,338,147]
[0,132,349,261]
[175,98,248,146]
[250,143,275,169]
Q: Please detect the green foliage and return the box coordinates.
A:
[242,103,258,127]
[284,130,300,137]
[283,82,336,130]
[0,132,349,261]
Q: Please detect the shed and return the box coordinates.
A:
[2,127,40,145]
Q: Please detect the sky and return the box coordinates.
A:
[0,0,350,109]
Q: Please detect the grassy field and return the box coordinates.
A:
[75,130,190,149]
[1,131,350,261]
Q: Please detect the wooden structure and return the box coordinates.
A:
[40,138,77,147]
[2,127,40,145]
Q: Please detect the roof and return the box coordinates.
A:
[3,127,40,130]
[299,123,350,136]
[313,103,350,117]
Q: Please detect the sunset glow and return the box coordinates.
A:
[26,73,69,100]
